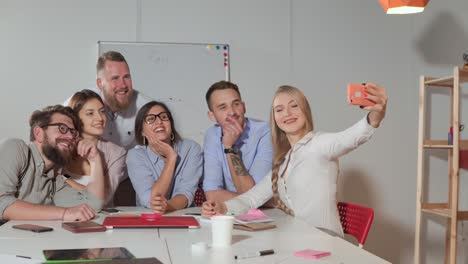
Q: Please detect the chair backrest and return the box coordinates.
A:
[337,202,374,248]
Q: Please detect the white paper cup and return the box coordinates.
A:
[211,215,234,247]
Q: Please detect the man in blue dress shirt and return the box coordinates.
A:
[203,81,273,203]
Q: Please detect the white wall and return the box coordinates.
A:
[1,1,467,263]
[290,2,416,262]
[0,0,137,140]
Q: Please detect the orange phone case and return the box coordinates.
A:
[347,83,375,107]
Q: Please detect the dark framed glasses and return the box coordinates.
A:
[41,123,79,139]
[144,112,170,124]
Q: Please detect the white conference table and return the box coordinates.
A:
[0,207,390,264]
[163,207,390,264]
[0,207,169,263]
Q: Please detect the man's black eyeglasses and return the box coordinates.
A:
[41,123,79,139]
[144,112,170,124]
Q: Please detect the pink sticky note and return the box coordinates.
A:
[294,249,331,259]
[235,209,268,221]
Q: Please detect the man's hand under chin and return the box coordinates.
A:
[222,117,245,148]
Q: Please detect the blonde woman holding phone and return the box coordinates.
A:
[202,83,388,236]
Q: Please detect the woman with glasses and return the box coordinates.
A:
[66,89,127,207]
[127,101,203,214]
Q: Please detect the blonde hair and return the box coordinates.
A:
[269,85,314,216]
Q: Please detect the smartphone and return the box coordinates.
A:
[101,208,121,215]
[347,83,375,107]
[12,224,53,233]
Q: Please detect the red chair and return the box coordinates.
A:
[193,182,206,206]
[337,202,374,248]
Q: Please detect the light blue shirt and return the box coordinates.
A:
[203,118,273,193]
[126,139,203,208]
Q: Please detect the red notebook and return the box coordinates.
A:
[102,215,200,229]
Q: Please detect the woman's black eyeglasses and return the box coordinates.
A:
[41,123,79,139]
[144,112,170,124]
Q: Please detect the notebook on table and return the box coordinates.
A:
[233,222,276,231]
[62,221,107,233]
[102,214,200,229]
[43,247,135,263]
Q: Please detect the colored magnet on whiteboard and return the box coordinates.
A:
[223,46,228,50]
[206,45,212,50]
[216,45,220,50]
[224,63,228,67]
[223,53,227,57]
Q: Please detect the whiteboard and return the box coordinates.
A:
[98,41,230,144]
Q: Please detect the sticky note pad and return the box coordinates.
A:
[293,249,331,259]
[235,209,269,222]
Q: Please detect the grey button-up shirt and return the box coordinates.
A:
[0,139,104,220]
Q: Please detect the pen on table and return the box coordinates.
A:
[234,249,275,260]
[16,255,31,259]
[184,213,201,216]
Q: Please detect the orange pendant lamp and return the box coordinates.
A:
[379,0,430,14]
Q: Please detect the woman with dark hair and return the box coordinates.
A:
[127,101,203,214]
[66,89,127,207]
[202,83,388,236]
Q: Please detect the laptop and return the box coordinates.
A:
[102,215,200,229]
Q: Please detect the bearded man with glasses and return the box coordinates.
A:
[0,105,105,222]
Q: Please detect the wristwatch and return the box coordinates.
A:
[224,146,240,154]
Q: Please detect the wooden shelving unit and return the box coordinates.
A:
[415,67,468,264]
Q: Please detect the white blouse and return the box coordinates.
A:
[225,116,376,236]
[67,172,91,186]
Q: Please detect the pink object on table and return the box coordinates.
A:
[141,213,162,220]
[293,249,331,259]
[235,209,269,221]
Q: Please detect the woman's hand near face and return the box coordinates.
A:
[76,139,101,163]
[75,138,105,200]
[146,133,177,161]
[363,82,388,128]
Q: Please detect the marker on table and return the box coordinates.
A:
[184,213,201,216]
[234,249,275,260]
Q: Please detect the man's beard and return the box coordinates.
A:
[42,136,75,167]
[104,88,133,112]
